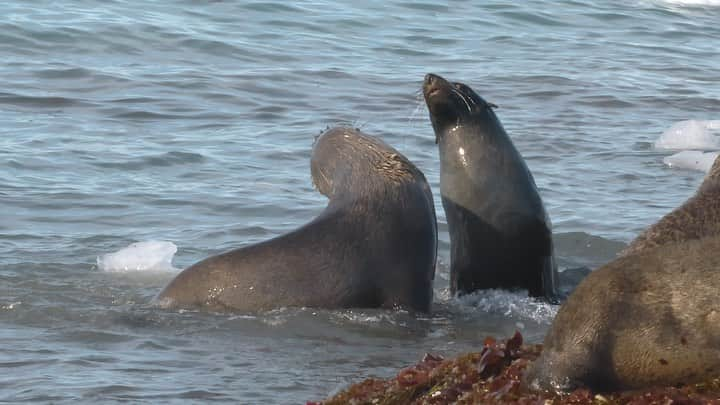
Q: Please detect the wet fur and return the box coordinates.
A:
[525,235,720,392]
[157,127,437,313]
[423,73,558,300]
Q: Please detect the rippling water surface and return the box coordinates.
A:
[2,0,720,402]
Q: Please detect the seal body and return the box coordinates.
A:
[157,127,437,313]
[422,73,558,299]
[622,155,720,256]
[524,235,720,392]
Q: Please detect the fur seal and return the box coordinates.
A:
[524,235,720,393]
[622,154,720,256]
[157,127,437,312]
[422,73,558,300]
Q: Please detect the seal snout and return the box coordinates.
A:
[424,73,439,85]
[423,73,447,99]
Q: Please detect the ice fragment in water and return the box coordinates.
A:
[97,240,179,272]
[664,150,719,173]
[654,120,720,150]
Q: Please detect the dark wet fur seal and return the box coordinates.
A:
[157,127,437,313]
[422,73,558,300]
[524,235,720,393]
[622,155,720,256]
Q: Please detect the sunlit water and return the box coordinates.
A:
[2,0,719,402]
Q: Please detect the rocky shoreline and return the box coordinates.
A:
[311,332,720,405]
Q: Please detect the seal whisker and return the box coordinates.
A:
[459,88,480,111]
[450,87,473,113]
[407,98,428,128]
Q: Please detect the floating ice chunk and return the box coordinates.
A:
[663,150,719,173]
[654,120,720,150]
[97,241,179,272]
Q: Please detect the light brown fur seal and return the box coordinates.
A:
[622,155,720,256]
[524,235,720,393]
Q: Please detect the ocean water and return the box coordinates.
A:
[2,0,720,403]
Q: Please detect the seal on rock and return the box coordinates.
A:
[524,235,720,393]
[422,73,558,300]
[157,127,437,312]
[622,154,720,256]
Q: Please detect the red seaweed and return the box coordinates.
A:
[316,332,720,405]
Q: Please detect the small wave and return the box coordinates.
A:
[576,94,634,108]
[177,38,244,57]
[0,92,91,108]
[243,2,306,13]
[109,109,236,121]
[109,97,164,104]
[449,290,558,325]
[330,308,413,326]
[397,2,450,12]
[146,151,206,166]
[255,307,410,327]
[496,11,571,27]
[111,111,186,120]
[91,151,206,170]
[33,67,93,79]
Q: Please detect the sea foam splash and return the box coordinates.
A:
[97,240,179,272]
[451,289,558,325]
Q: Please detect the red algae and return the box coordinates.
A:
[316,332,720,405]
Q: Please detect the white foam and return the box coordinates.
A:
[663,150,719,173]
[451,289,558,325]
[1,302,21,310]
[97,240,179,272]
[654,120,720,150]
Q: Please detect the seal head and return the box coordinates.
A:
[423,73,498,143]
